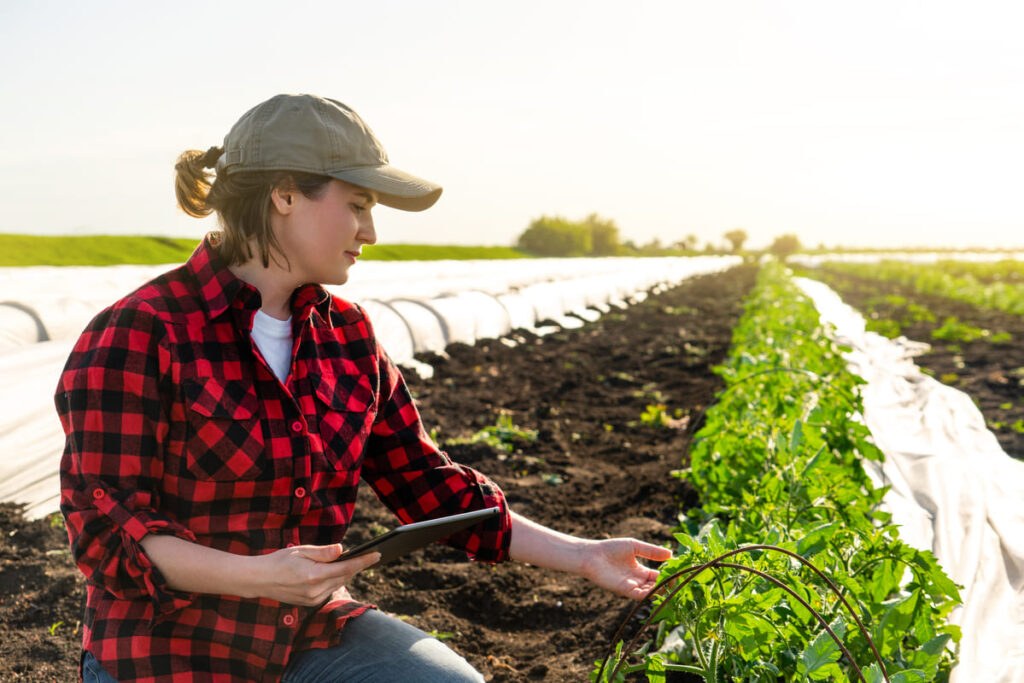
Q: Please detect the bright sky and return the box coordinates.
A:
[2,1,1022,249]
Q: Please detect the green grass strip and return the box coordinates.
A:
[359,244,528,260]
[0,234,201,266]
[0,234,531,266]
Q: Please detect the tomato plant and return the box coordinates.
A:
[596,264,960,682]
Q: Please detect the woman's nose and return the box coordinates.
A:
[360,215,377,245]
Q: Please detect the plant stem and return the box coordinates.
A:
[597,544,890,683]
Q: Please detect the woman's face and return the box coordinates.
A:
[273,179,378,286]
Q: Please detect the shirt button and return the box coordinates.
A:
[294,487,306,499]
[291,420,303,433]
[92,489,105,499]
[283,614,295,627]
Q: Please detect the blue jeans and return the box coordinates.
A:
[82,609,483,682]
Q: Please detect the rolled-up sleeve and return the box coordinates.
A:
[56,301,198,618]
[359,317,512,563]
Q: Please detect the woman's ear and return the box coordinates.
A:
[270,185,295,214]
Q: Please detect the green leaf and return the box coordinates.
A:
[811,662,848,682]
[790,420,805,452]
[869,559,900,604]
[874,590,920,658]
[697,519,727,557]
[798,443,828,480]
[723,611,775,655]
[905,633,951,678]
[673,532,702,557]
[941,623,962,644]
[644,653,666,683]
[889,670,928,683]
[798,618,845,677]
[796,522,839,559]
[862,662,885,683]
[910,550,961,602]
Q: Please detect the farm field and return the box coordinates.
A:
[814,260,1024,317]
[0,265,757,681]
[807,264,1024,460]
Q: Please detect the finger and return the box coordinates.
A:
[307,552,381,603]
[627,571,662,600]
[317,551,381,581]
[631,540,673,562]
[344,551,381,574]
[296,543,344,563]
[621,580,655,601]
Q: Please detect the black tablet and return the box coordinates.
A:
[336,507,501,566]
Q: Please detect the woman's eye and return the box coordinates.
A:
[351,204,366,214]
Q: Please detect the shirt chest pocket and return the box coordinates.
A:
[182,377,266,481]
[312,373,376,472]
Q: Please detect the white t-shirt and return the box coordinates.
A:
[251,310,293,383]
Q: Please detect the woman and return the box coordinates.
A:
[57,93,671,682]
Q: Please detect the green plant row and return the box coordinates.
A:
[821,260,1024,317]
[798,272,1011,345]
[595,263,960,683]
[893,259,1024,286]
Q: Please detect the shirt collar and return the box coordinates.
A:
[187,232,334,326]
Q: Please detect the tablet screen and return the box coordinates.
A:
[336,506,501,565]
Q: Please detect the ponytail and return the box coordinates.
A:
[174,146,223,218]
[173,145,331,267]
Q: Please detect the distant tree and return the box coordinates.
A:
[768,233,802,261]
[723,229,748,253]
[583,213,621,256]
[703,241,718,253]
[640,237,663,254]
[672,234,699,251]
[516,216,592,256]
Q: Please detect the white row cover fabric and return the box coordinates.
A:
[0,339,76,520]
[796,277,1024,683]
[0,303,46,350]
[1,257,742,358]
[0,263,175,350]
[385,299,447,353]
[0,256,741,520]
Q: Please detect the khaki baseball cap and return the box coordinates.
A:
[216,94,442,211]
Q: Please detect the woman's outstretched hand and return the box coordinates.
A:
[508,511,672,600]
[579,538,673,600]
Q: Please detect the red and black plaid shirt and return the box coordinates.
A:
[56,235,511,682]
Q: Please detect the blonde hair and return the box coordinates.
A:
[174,147,331,267]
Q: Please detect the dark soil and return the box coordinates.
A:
[806,266,1024,460]
[0,265,756,682]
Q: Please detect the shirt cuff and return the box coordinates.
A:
[89,484,200,619]
[443,467,513,564]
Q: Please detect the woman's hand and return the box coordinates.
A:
[578,538,673,600]
[508,511,672,600]
[138,534,379,605]
[253,544,381,606]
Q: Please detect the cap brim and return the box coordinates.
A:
[329,165,442,212]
